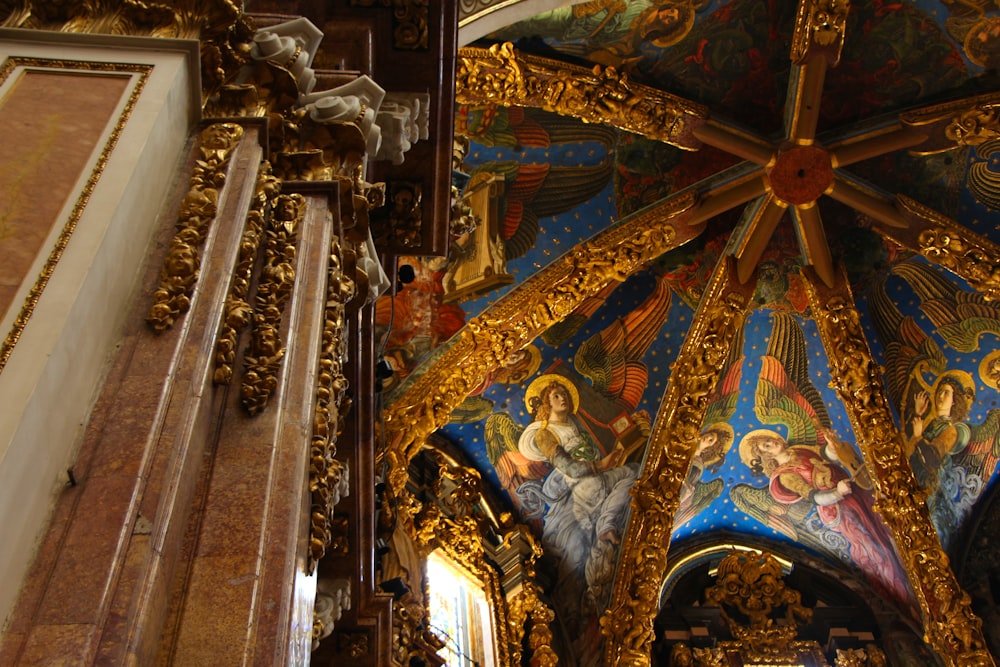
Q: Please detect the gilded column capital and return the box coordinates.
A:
[801,265,995,667]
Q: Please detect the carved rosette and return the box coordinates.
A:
[348,0,428,50]
[148,123,244,331]
[790,0,850,65]
[456,43,708,149]
[240,193,304,415]
[601,258,755,666]
[383,191,698,499]
[801,267,996,667]
[214,162,279,384]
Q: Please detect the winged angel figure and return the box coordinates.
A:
[869,261,1000,541]
[672,323,745,530]
[483,274,671,609]
[730,312,907,598]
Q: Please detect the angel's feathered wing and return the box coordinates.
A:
[574,274,672,412]
[955,410,1000,484]
[755,312,830,445]
[703,322,745,428]
[674,478,724,528]
[868,275,945,432]
[894,261,1000,353]
[729,484,844,556]
[484,411,551,497]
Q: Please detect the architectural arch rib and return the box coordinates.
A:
[382,188,706,497]
[802,265,995,667]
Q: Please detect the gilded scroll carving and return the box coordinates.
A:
[240,193,303,415]
[214,163,279,384]
[383,191,697,499]
[600,258,754,667]
[900,92,1000,154]
[703,550,812,662]
[456,43,708,150]
[801,267,995,667]
[309,235,356,569]
[148,123,244,332]
[897,195,1000,302]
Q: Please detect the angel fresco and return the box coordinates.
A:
[869,261,1000,544]
[482,272,671,663]
[673,322,744,529]
[484,375,638,665]
[730,312,909,602]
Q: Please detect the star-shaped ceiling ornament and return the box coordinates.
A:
[456,0,1000,298]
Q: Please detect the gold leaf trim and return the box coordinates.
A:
[456,43,708,149]
[0,58,151,374]
[601,257,755,666]
[801,266,995,667]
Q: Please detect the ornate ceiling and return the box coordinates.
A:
[380,1,1000,664]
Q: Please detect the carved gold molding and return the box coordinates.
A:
[801,265,996,667]
[456,43,709,150]
[0,58,150,373]
[382,190,700,499]
[600,257,756,666]
[901,92,1000,154]
[308,234,356,570]
[148,123,244,332]
[0,1,254,99]
[240,192,304,415]
[214,162,278,384]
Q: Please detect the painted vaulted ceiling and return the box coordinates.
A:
[380,1,1000,663]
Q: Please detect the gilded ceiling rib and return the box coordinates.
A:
[600,257,756,667]
[382,190,701,498]
[801,265,996,667]
[455,42,709,150]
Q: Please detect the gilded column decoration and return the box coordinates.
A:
[382,191,700,499]
[240,193,304,415]
[505,530,559,667]
[456,43,709,150]
[801,266,996,667]
[309,235,356,570]
[214,162,279,384]
[600,257,755,667]
[148,123,244,332]
[790,0,850,64]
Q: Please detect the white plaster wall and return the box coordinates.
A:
[0,29,200,628]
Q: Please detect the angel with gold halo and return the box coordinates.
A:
[869,261,1000,540]
[730,313,907,600]
[485,374,638,613]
